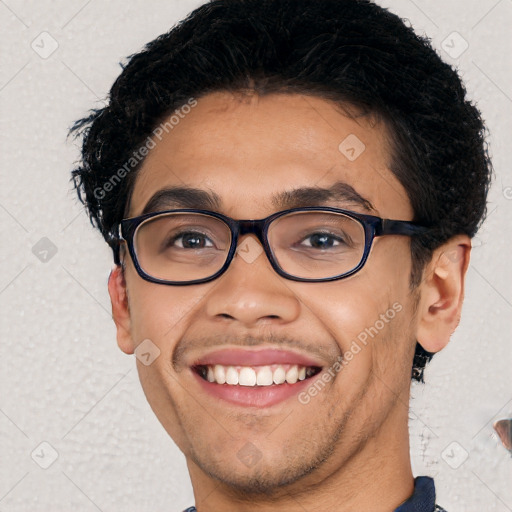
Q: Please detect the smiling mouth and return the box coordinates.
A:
[193,363,323,386]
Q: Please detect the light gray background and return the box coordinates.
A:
[1,1,511,511]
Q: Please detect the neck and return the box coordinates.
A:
[186,398,415,512]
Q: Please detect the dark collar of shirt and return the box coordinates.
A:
[395,476,446,511]
[182,476,447,512]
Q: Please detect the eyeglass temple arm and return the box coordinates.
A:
[110,225,123,265]
[378,219,430,236]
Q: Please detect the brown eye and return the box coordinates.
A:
[168,231,214,250]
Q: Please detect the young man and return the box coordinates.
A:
[70,1,491,510]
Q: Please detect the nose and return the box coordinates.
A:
[204,235,301,327]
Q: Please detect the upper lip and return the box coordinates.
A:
[191,348,325,368]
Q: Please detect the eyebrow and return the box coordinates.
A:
[141,186,222,215]
[140,181,376,216]
[272,181,375,212]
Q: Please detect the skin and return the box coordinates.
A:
[108,91,471,512]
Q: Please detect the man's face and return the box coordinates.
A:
[120,92,419,494]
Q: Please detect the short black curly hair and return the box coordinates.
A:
[69,0,492,381]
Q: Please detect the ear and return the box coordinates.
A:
[108,266,135,354]
[415,235,471,353]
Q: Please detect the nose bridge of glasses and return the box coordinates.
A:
[237,219,266,246]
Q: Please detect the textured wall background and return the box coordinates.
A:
[0,1,511,511]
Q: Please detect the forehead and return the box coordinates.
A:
[128,92,412,219]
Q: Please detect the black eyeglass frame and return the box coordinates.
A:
[113,207,429,285]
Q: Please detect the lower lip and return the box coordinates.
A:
[191,369,323,408]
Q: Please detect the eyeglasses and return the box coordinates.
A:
[113,207,429,285]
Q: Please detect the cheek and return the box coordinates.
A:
[306,273,398,347]
[308,282,413,409]
[298,240,413,370]
[124,266,204,353]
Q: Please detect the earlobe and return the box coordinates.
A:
[415,235,471,354]
[108,266,135,354]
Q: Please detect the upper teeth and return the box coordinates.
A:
[203,364,312,386]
